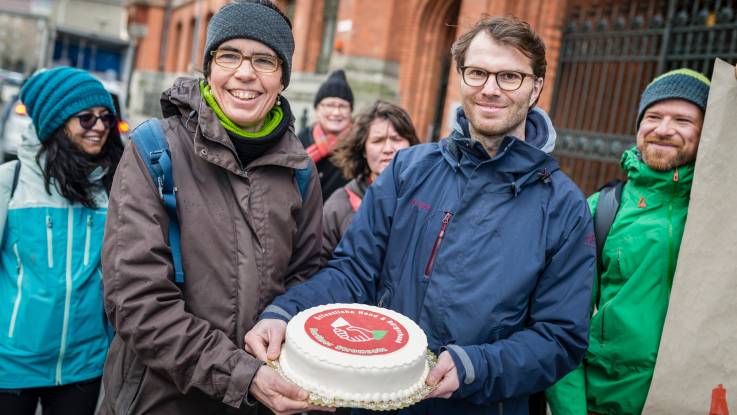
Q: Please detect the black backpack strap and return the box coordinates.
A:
[594,179,623,307]
[10,160,20,199]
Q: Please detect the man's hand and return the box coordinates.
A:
[425,351,460,399]
[249,365,333,414]
[245,319,287,361]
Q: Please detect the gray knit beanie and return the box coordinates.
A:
[637,68,711,128]
[203,0,294,88]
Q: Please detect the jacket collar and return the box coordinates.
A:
[160,77,310,173]
[450,105,557,154]
[19,123,107,183]
[442,106,559,174]
[622,146,694,198]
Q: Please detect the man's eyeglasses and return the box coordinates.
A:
[74,113,117,130]
[210,50,281,73]
[460,67,537,91]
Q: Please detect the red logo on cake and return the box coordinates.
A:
[304,308,409,355]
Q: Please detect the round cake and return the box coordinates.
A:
[278,303,429,404]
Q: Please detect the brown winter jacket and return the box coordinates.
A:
[99,77,323,414]
[320,176,368,265]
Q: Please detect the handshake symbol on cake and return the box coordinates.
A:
[270,303,436,410]
[331,317,386,342]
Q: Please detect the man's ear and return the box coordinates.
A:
[529,77,544,108]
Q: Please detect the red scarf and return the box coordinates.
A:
[306,123,343,163]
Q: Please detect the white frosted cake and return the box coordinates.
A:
[278,303,430,404]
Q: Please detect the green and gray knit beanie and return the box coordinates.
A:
[637,68,711,128]
[19,66,115,141]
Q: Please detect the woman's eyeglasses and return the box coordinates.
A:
[210,50,281,73]
[74,113,117,130]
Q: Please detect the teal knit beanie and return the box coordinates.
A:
[637,68,710,128]
[19,66,116,141]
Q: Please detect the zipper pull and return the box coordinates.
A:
[673,167,679,182]
[87,215,93,226]
[46,216,53,228]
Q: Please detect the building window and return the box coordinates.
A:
[316,0,338,74]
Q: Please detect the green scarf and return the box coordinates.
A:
[200,81,283,138]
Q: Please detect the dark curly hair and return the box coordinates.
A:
[36,124,124,208]
[331,100,420,180]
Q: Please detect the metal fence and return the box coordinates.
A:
[550,0,737,195]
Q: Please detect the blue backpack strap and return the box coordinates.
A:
[294,166,311,201]
[131,119,185,285]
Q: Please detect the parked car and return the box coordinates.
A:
[0,84,129,162]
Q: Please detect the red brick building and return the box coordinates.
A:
[125,0,737,194]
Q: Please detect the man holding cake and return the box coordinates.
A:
[247,15,595,415]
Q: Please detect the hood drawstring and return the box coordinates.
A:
[537,168,552,184]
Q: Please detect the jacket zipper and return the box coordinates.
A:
[46,215,54,268]
[8,243,24,338]
[424,212,453,278]
[667,175,677,283]
[56,207,74,385]
[83,215,92,266]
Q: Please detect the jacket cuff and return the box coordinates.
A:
[259,305,293,322]
[444,344,477,399]
[223,352,264,408]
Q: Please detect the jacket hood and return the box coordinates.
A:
[443,106,559,197]
[18,123,107,184]
[621,146,693,197]
[451,105,557,154]
[159,77,309,171]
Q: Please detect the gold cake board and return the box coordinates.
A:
[268,350,438,411]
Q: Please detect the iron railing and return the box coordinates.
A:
[551,0,737,164]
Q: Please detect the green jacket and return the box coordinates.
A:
[546,147,693,415]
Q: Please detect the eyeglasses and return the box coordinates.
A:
[74,113,117,130]
[319,102,351,112]
[210,50,281,73]
[460,67,537,91]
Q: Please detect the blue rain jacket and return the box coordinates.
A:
[0,126,111,388]
[264,108,595,415]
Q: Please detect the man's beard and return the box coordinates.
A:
[638,139,688,171]
[465,99,529,157]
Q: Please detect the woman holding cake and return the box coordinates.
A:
[321,100,419,263]
[99,1,326,414]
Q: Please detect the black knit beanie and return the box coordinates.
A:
[313,69,354,108]
[203,0,294,88]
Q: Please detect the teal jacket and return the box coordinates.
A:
[547,147,693,415]
[0,126,111,388]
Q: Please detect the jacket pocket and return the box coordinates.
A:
[83,215,92,266]
[117,362,147,415]
[46,215,54,268]
[423,212,453,279]
[8,243,24,338]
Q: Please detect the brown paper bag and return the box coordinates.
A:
[643,58,737,413]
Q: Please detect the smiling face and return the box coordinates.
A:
[636,99,704,171]
[460,31,543,142]
[206,38,284,132]
[64,106,112,155]
[364,117,411,180]
[315,97,352,135]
